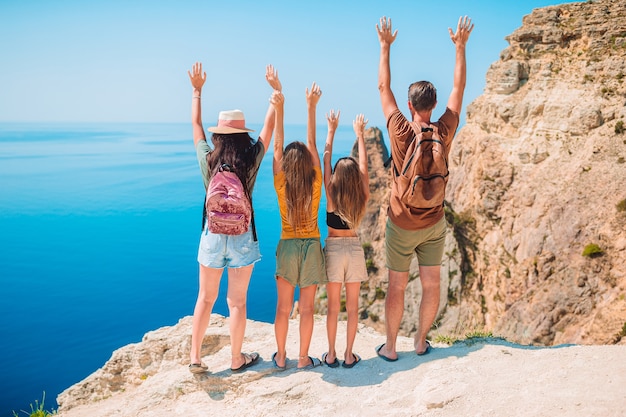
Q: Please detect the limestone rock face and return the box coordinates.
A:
[441,0,626,345]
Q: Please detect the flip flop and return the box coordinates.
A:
[417,340,432,356]
[297,356,322,370]
[375,344,398,362]
[322,352,340,368]
[342,353,361,369]
[231,352,260,373]
[272,351,286,371]
[188,362,208,374]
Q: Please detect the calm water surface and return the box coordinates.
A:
[0,122,360,416]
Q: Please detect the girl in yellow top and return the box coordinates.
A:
[270,81,326,370]
[322,112,370,368]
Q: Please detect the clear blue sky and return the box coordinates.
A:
[0,0,573,127]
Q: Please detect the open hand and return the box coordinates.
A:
[266,64,282,91]
[306,82,322,107]
[376,17,397,47]
[353,114,368,137]
[326,109,340,132]
[270,90,284,109]
[448,16,474,47]
[187,62,206,91]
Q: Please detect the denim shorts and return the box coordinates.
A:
[197,228,261,268]
[324,237,368,283]
[385,216,447,271]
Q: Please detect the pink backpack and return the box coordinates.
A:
[205,164,252,235]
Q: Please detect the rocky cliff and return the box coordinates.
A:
[445,0,626,345]
[346,0,626,346]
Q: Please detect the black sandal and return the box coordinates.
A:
[231,352,260,372]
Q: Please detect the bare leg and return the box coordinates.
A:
[378,269,409,360]
[274,277,294,368]
[297,284,318,368]
[226,264,254,369]
[414,265,441,354]
[190,265,223,364]
[343,281,361,364]
[325,282,342,364]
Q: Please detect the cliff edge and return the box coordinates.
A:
[56,315,626,417]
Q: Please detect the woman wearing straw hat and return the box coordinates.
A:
[187,62,281,374]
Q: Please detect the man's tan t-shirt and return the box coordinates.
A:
[386,107,459,230]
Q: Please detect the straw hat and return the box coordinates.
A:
[207,109,254,134]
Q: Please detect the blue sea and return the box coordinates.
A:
[0,122,360,416]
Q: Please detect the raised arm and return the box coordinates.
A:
[271,91,285,174]
[353,114,370,200]
[258,65,281,152]
[305,82,322,168]
[376,17,399,120]
[446,16,474,115]
[187,62,207,146]
[323,109,340,190]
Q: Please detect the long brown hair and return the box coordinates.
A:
[328,157,367,230]
[282,141,315,232]
[206,132,260,197]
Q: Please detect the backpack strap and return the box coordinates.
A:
[201,162,227,231]
[250,207,258,242]
[202,194,207,230]
[390,125,433,178]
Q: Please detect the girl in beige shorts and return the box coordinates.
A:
[321,111,370,368]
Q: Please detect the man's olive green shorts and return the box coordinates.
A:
[385,216,447,272]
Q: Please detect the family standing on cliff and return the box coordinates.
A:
[186,15,474,374]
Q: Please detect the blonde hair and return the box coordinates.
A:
[282,141,315,233]
[328,157,367,230]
